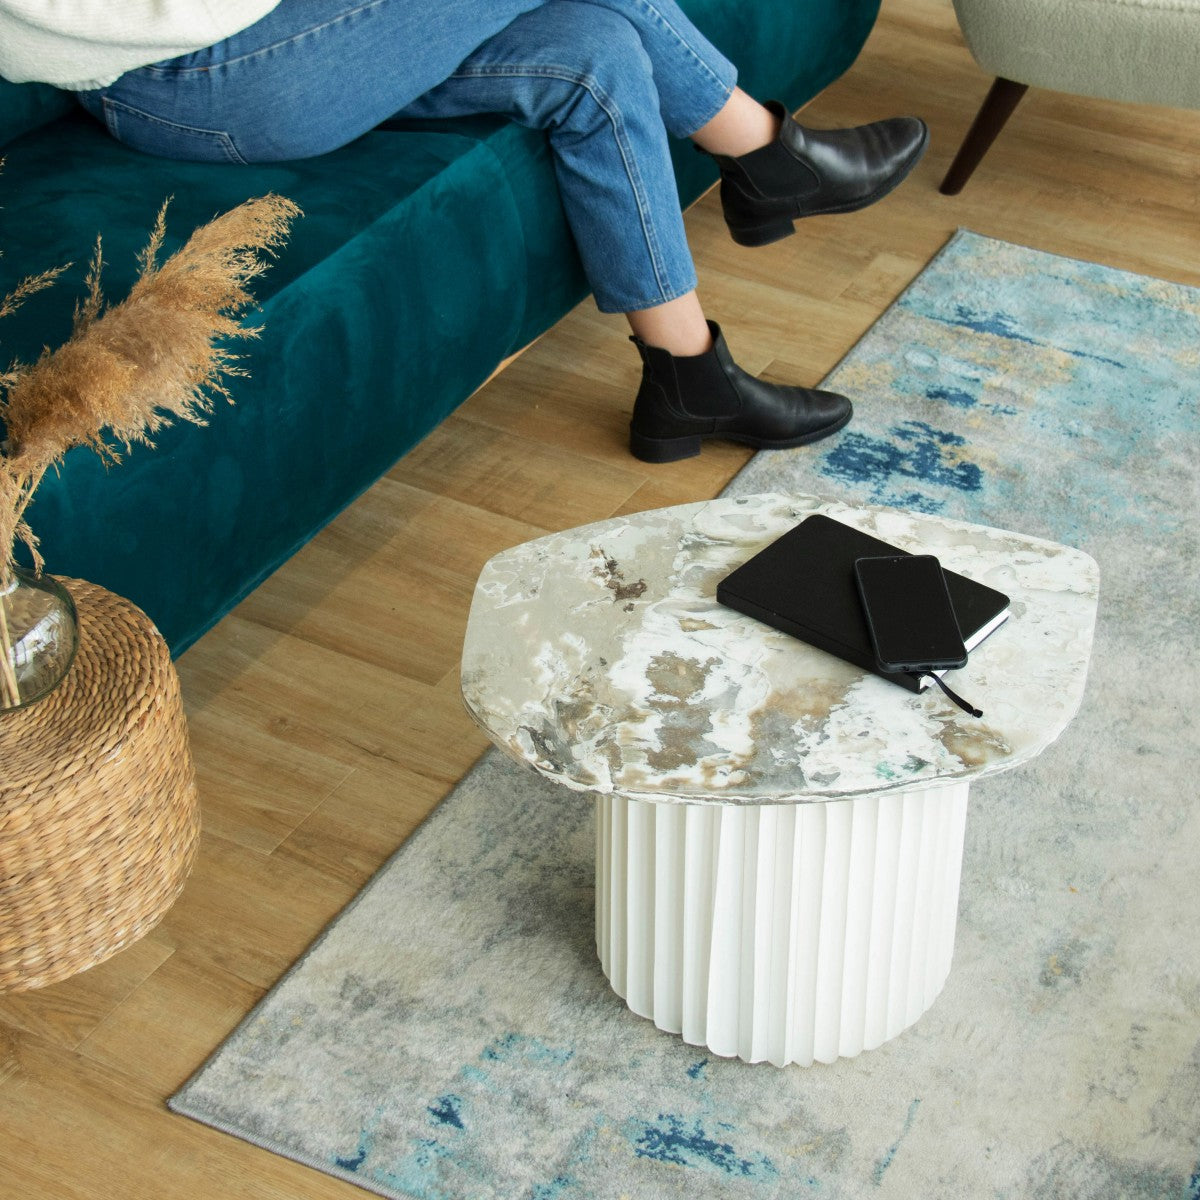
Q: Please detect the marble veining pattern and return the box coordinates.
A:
[461,493,1099,803]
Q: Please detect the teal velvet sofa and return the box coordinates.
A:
[0,0,880,653]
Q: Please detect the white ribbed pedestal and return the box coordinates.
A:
[595,785,970,1067]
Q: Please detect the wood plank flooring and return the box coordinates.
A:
[2,1,1197,1194]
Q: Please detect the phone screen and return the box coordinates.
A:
[854,554,967,673]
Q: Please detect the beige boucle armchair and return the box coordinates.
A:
[941,0,1200,193]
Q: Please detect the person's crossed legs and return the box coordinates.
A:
[402,0,925,461]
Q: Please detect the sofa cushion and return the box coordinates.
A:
[2,112,585,649]
[1,110,549,344]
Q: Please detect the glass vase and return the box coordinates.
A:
[0,564,79,712]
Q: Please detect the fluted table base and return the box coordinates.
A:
[595,785,969,1067]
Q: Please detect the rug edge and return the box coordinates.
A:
[165,1095,411,1200]
[819,225,968,393]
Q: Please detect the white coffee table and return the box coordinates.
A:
[461,494,1099,1066]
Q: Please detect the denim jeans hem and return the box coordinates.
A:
[675,81,736,141]
[594,277,698,314]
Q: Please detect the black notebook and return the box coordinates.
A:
[716,513,1011,693]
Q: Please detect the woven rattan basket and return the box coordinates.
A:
[0,580,199,992]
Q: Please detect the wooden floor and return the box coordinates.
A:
[3,1,1197,1195]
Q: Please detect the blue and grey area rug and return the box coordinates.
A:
[170,231,1200,1199]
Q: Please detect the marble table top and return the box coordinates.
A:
[461,494,1099,805]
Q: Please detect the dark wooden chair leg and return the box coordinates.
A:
[939,77,1030,195]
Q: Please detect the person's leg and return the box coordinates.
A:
[402,0,850,461]
[690,89,781,157]
[402,2,774,349]
[573,0,929,246]
[400,0,723,322]
[625,294,711,356]
[626,319,851,464]
[706,100,929,247]
[563,0,761,142]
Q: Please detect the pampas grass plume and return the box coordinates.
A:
[1,192,301,574]
[0,189,298,705]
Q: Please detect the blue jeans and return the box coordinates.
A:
[78,0,737,312]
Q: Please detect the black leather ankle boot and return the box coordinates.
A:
[628,321,851,463]
[709,102,929,247]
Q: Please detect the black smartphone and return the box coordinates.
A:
[853,554,968,674]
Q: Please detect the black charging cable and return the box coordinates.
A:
[912,672,984,719]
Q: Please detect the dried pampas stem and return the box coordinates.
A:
[0,470,20,702]
[0,590,18,705]
[0,265,69,325]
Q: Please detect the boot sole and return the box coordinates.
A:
[630,407,852,464]
[727,126,930,248]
